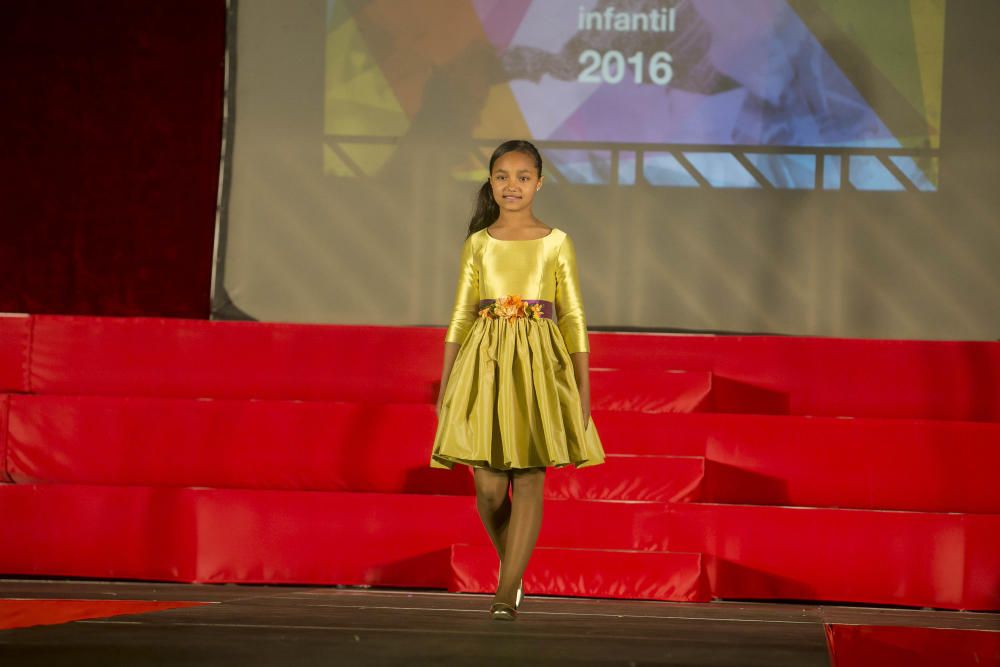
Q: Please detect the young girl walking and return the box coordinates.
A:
[430,139,606,620]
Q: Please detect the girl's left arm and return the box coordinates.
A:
[554,234,590,356]
[555,234,592,426]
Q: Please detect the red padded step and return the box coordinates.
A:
[5,394,470,494]
[590,333,1000,422]
[0,395,9,482]
[0,483,197,581]
[24,315,1000,420]
[701,415,1000,513]
[595,411,713,456]
[11,395,997,512]
[0,483,479,586]
[27,313,786,413]
[0,484,669,585]
[27,315,442,402]
[662,503,1000,611]
[20,315,1000,420]
[539,499,667,551]
[450,543,709,602]
[5,395,703,502]
[0,314,30,394]
[546,455,703,502]
[600,412,1000,513]
[591,368,787,414]
[182,488,482,586]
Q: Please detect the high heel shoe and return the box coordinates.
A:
[490,602,517,621]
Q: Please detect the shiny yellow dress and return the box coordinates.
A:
[430,227,606,470]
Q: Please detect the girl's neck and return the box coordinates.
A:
[495,210,539,227]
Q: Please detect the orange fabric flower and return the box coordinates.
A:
[479,295,543,322]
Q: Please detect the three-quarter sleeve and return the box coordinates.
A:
[444,235,479,346]
[554,234,590,354]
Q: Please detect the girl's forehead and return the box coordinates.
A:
[493,152,537,172]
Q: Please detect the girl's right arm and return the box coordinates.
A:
[438,236,479,415]
[436,342,461,416]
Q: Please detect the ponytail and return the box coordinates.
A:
[465,139,543,238]
[467,179,499,237]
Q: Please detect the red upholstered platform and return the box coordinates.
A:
[7,395,999,511]
[590,369,788,414]
[664,503,1000,610]
[11,314,1000,419]
[450,544,708,602]
[825,624,1000,667]
[0,314,998,609]
[0,483,663,585]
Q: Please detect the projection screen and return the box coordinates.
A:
[214,0,1000,341]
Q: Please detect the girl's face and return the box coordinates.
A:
[490,151,543,214]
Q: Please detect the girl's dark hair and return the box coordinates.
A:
[467,139,543,237]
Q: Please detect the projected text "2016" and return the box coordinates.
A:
[578,51,673,86]
[576,5,678,86]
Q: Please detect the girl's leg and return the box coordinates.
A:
[493,467,546,607]
[473,466,512,561]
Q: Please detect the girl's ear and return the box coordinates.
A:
[536,175,544,191]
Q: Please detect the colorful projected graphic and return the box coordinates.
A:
[324,0,945,191]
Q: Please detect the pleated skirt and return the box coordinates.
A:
[430,315,606,470]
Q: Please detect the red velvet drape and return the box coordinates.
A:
[0,1,225,317]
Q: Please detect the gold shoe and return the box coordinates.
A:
[490,602,517,621]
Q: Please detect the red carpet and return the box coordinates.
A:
[0,598,209,630]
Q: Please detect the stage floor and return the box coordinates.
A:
[1,579,997,666]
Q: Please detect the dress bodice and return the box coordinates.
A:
[444,227,590,354]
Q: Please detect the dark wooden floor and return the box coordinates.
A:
[1,579,997,666]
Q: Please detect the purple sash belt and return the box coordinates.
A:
[478,297,554,321]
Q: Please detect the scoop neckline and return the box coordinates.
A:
[484,226,557,241]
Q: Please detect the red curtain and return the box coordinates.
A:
[0,1,225,317]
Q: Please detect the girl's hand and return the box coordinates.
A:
[581,405,590,429]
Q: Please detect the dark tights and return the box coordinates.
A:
[473,466,546,607]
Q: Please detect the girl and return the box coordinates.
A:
[430,139,605,620]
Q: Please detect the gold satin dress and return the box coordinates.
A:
[430,227,606,470]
